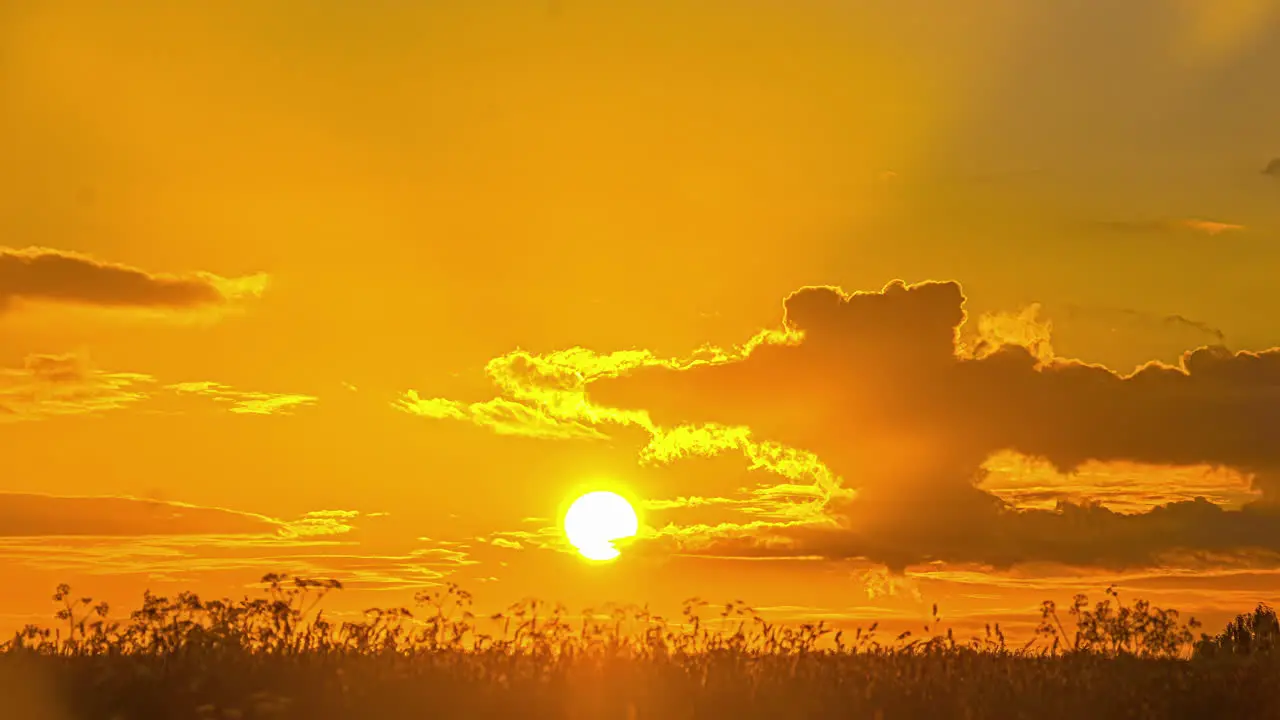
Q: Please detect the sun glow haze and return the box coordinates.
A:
[562,491,640,562]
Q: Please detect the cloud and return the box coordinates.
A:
[0,495,474,591]
[640,496,746,511]
[166,381,318,415]
[0,246,267,314]
[980,452,1258,514]
[0,354,316,420]
[394,391,605,440]
[0,494,353,577]
[679,499,1280,573]
[398,331,848,530]
[1040,304,1230,373]
[586,279,1280,571]
[1264,158,1279,178]
[1058,304,1227,346]
[0,492,343,538]
[0,354,152,420]
[0,538,473,591]
[1092,218,1246,236]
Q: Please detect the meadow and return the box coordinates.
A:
[1,574,1277,719]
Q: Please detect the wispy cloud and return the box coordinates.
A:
[397,329,848,532]
[0,354,152,421]
[0,494,475,591]
[0,493,354,539]
[0,539,474,592]
[1057,304,1227,345]
[395,392,605,440]
[167,381,318,415]
[1092,218,1246,236]
[0,354,318,420]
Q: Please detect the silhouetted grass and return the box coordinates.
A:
[1,574,1276,719]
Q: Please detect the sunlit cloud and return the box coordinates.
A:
[980,452,1261,513]
[0,354,319,420]
[1181,219,1247,236]
[401,277,1280,574]
[398,324,847,541]
[166,381,318,416]
[0,353,152,421]
[395,392,606,440]
[640,496,746,512]
[1092,218,1247,237]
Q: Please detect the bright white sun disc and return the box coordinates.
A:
[563,491,639,561]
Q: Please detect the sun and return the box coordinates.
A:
[562,490,639,561]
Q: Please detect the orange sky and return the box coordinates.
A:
[2,0,1280,639]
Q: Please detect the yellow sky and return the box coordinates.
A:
[2,0,1279,637]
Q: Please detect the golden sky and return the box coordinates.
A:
[2,0,1280,637]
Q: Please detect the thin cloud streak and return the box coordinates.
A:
[0,494,476,592]
[0,493,355,539]
[166,381,318,416]
[0,353,318,421]
[0,354,152,421]
[1091,218,1246,236]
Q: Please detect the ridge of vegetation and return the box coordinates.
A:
[1,574,1276,719]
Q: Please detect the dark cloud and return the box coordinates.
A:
[0,246,266,311]
[666,499,1280,573]
[1264,158,1279,178]
[590,280,1280,570]
[1163,313,1227,344]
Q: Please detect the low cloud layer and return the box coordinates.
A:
[585,280,1280,571]
[0,246,267,313]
